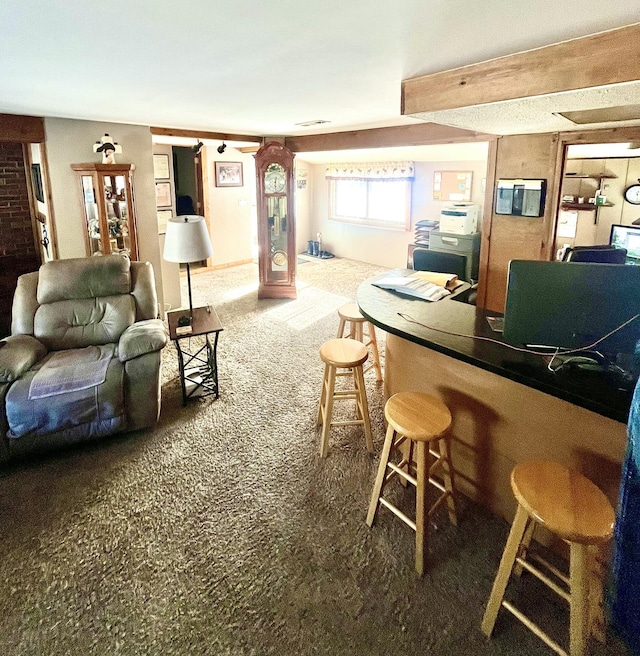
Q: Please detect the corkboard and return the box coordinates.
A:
[433,171,473,201]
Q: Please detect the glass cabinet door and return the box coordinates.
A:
[102,174,133,257]
[72,163,138,259]
[81,175,102,256]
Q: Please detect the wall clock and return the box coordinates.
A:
[624,181,640,205]
[255,141,296,299]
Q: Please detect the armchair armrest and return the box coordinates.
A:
[0,335,47,382]
[118,319,168,363]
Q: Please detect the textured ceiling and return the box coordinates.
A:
[1,1,639,137]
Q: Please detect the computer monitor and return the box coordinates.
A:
[610,224,640,261]
[502,260,640,357]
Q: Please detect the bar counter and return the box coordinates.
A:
[357,272,630,522]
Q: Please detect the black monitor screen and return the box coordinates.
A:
[503,260,640,355]
[610,224,640,261]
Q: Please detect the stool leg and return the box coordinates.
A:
[481,504,530,637]
[354,364,374,453]
[415,440,428,576]
[367,321,383,382]
[587,544,607,644]
[317,363,330,425]
[366,424,395,526]
[349,321,356,339]
[319,364,336,458]
[569,542,588,656]
[355,322,364,343]
[337,317,347,338]
[437,436,458,526]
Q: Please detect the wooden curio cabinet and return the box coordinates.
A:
[71,163,139,259]
[255,141,296,299]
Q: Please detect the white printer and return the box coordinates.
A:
[439,203,479,235]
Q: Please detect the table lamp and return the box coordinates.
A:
[163,215,213,325]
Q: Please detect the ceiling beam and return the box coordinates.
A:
[150,126,263,143]
[285,122,492,152]
[402,23,640,115]
[0,113,45,143]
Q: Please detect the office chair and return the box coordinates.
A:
[412,248,467,280]
[564,245,628,264]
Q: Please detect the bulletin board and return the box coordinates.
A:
[433,171,473,201]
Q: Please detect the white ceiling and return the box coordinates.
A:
[1,1,639,137]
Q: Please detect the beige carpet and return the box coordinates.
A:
[0,257,630,656]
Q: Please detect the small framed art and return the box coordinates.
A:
[215,162,243,187]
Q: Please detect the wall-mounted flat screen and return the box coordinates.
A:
[610,224,640,261]
[503,260,640,356]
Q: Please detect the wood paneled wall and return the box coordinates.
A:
[477,133,560,312]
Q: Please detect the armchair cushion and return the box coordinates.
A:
[118,319,168,363]
[5,344,125,439]
[0,335,47,383]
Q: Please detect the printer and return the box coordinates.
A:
[439,203,479,235]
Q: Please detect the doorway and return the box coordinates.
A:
[553,132,640,261]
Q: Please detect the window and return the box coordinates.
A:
[326,161,413,231]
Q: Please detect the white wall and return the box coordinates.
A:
[304,158,488,268]
[294,162,312,254]
[202,147,257,266]
[44,118,164,307]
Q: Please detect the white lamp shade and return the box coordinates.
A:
[163,215,213,263]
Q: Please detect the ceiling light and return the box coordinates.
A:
[191,140,204,155]
[295,120,331,127]
[217,142,227,154]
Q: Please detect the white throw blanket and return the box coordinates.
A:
[28,345,112,400]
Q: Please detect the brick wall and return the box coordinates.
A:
[0,141,40,337]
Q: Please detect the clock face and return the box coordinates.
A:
[264,164,286,194]
[624,183,640,205]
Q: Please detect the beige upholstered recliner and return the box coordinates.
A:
[0,255,168,462]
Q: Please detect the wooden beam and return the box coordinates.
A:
[285,122,492,152]
[150,126,262,143]
[402,23,640,115]
[0,113,45,143]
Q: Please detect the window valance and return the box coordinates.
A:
[325,161,414,180]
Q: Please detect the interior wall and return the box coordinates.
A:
[152,143,180,312]
[479,133,560,313]
[306,159,487,268]
[44,118,164,308]
[202,148,257,267]
[294,161,312,255]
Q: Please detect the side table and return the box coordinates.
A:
[167,305,223,405]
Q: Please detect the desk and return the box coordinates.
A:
[167,306,223,405]
[357,271,629,522]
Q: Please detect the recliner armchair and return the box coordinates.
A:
[0,255,168,462]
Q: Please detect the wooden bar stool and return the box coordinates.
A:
[481,460,615,656]
[366,391,457,575]
[317,338,374,458]
[336,303,382,382]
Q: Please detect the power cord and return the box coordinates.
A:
[396,312,640,374]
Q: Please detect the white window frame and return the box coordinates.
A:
[328,177,412,231]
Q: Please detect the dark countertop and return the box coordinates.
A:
[357,271,635,424]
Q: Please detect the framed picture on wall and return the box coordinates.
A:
[215,162,243,187]
[155,182,172,208]
[31,163,44,202]
[153,154,170,180]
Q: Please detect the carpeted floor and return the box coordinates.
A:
[0,257,632,656]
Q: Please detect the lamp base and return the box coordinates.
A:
[177,314,192,327]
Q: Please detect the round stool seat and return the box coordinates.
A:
[337,302,365,323]
[320,338,368,368]
[511,460,615,545]
[385,391,452,442]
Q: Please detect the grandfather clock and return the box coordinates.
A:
[255,141,296,299]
